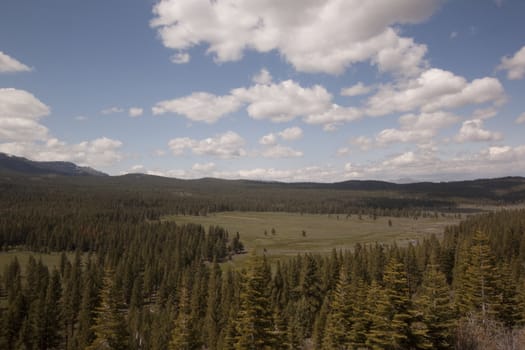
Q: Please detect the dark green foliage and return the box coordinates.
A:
[1,172,525,350]
[87,269,129,350]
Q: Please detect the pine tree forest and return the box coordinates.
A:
[2,182,525,349]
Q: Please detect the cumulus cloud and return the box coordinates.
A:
[454,119,503,143]
[0,137,123,167]
[152,92,242,123]
[0,88,50,142]
[0,88,124,169]
[498,46,525,80]
[128,107,144,117]
[192,162,216,172]
[366,68,506,116]
[171,52,190,64]
[516,112,525,124]
[252,68,272,85]
[372,32,428,77]
[168,131,246,158]
[261,145,303,158]
[278,126,303,141]
[232,80,332,122]
[0,52,32,73]
[352,136,373,151]
[101,106,124,115]
[471,107,498,120]
[217,166,341,182]
[131,164,145,172]
[481,145,525,162]
[259,133,277,145]
[376,112,458,145]
[341,82,373,97]
[151,0,439,75]
[303,104,362,130]
[382,151,417,167]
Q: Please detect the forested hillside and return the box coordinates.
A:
[1,174,525,349]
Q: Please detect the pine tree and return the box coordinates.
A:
[322,265,353,349]
[297,254,323,338]
[87,269,129,350]
[169,278,193,350]
[234,254,273,349]
[456,230,499,321]
[42,269,63,349]
[367,257,430,350]
[347,278,369,349]
[203,259,221,350]
[414,264,455,350]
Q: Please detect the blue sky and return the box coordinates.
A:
[1,0,525,182]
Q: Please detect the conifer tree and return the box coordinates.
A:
[322,265,353,349]
[203,259,221,350]
[169,279,193,350]
[87,269,129,350]
[42,269,63,349]
[297,255,322,337]
[414,264,455,350]
[456,230,499,321]
[234,254,273,349]
[348,278,369,349]
[367,257,431,350]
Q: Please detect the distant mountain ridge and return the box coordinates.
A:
[1,153,525,203]
[0,153,108,176]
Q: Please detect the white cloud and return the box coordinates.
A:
[101,106,124,115]
[131,164,144,171]
[454,119,503,143]
[167,137,195,155]
[168,131,246,158]
[377,112,458,145]
[252,68,272,85]
[217,166,341,182]
[171,52,190,64]
[128,107,144,117]
[75,115,87,121]
[372,32,428,77]
[261,145,303,158]
[471,107,498,120]
[341,82,373,97]
[151,0,439,75]
[152,92,241,123]
[450,31,458,39]
[516,112,525,124]
[279,126,303,141]
[0,52,32,73]
[352,136,373,151]
[382,151,417,167]
[0,89,123,169]
[0,88,50,142]
[192,162,216,172]
[259,133,277,145]
[366,68,506,116]
[260,126,302,147]
[337,147,351,156]
[232,80,332,122]
[498,46,525,80]
[303,104,362,129]
[0,137,123,168]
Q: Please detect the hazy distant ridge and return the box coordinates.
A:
[0,153,108,177]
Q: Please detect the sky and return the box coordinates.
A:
[1,0,525,182]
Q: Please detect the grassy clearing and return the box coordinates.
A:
[166,212,460,261]
[0,250,80,276]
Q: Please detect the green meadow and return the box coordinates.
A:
[166,211,460,258]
